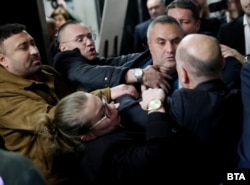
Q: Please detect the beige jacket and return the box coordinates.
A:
[0,65,110,185]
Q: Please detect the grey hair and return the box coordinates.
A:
[146,15,184,42]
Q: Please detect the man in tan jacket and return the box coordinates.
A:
[0,23,137,185]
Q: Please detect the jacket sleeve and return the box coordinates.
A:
[90,88,111,102]
[238,63,250,169]
[222,56,242,90]
[53,49,130,92]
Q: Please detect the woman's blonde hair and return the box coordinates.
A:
[37,91,92,153]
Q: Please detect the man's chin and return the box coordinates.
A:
[33,63,42,72]
[87,55,97,61]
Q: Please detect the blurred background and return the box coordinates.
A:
[0,0,230,65]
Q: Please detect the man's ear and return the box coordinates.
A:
[195,20,201,33]
[59,43,66,51]
[180,67,189,87]
[0,54,7,67]
[80,133,97,142]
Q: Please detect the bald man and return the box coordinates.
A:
[175,34,224,88]
[166,0,242,90]
[80,34,243,185]
[120,34,243,184]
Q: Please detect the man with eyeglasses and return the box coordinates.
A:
[0,22,131,185]
[53,20,171,94]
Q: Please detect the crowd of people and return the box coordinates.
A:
[0,0,250,184]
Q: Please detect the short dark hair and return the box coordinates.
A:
[0,23,26,53]
[147,15,184,40]
[166,0,200,21]
[0,23,26,45]
[57,20,82,43]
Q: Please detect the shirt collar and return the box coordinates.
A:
[243,14,248,26]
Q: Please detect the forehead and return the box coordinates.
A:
[85,93,103,115]
[3,31,32,48]
[62,24,90,37]
[150,23,183,39]
[87,93,101,106]
[147,0,162,7]
[168,7,194,20]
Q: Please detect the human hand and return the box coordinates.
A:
[139,87,165,111]
[220,44,245,65]
[142,65,172,93]
[110,84,139,100]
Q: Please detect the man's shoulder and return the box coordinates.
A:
[220,15,244,30]
[173,80,227,97]
[121,49,151,68]
[53,48,83,67]
[135,19,153,30]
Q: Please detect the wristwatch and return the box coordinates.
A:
[133,68,143,83]
[148,99,162,111]
[245,55,250,63]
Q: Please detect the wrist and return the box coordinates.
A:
[133,68,144,83]
[147,99,164,113]
[148,107,165,114]
[245,55,250,64]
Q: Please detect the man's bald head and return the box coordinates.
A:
[176,34,224,88]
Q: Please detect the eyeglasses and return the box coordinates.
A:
[89,95,111,130]
[61,33,96,44]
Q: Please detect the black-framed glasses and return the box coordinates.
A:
[61,33,96,44]
[89,95,111,130]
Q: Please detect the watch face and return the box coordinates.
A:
[148,99,162,110]
[246,56,250,63]
[134,68,143,83]
[135,69,143,76]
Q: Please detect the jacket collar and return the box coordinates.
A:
[0,65,55,89]
[195,79,227,92]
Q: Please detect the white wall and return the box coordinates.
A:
[43,0,128,57]
[97,0,128,57]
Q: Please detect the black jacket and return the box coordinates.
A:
[80,80,243,185]
[217,16,245,55]
[53,49,151,92]
[238,63,250,169]
[133,18,152,52]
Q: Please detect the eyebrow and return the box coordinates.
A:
[15,41,29,49]
[74,34,84,39]
[75,33,90,39]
